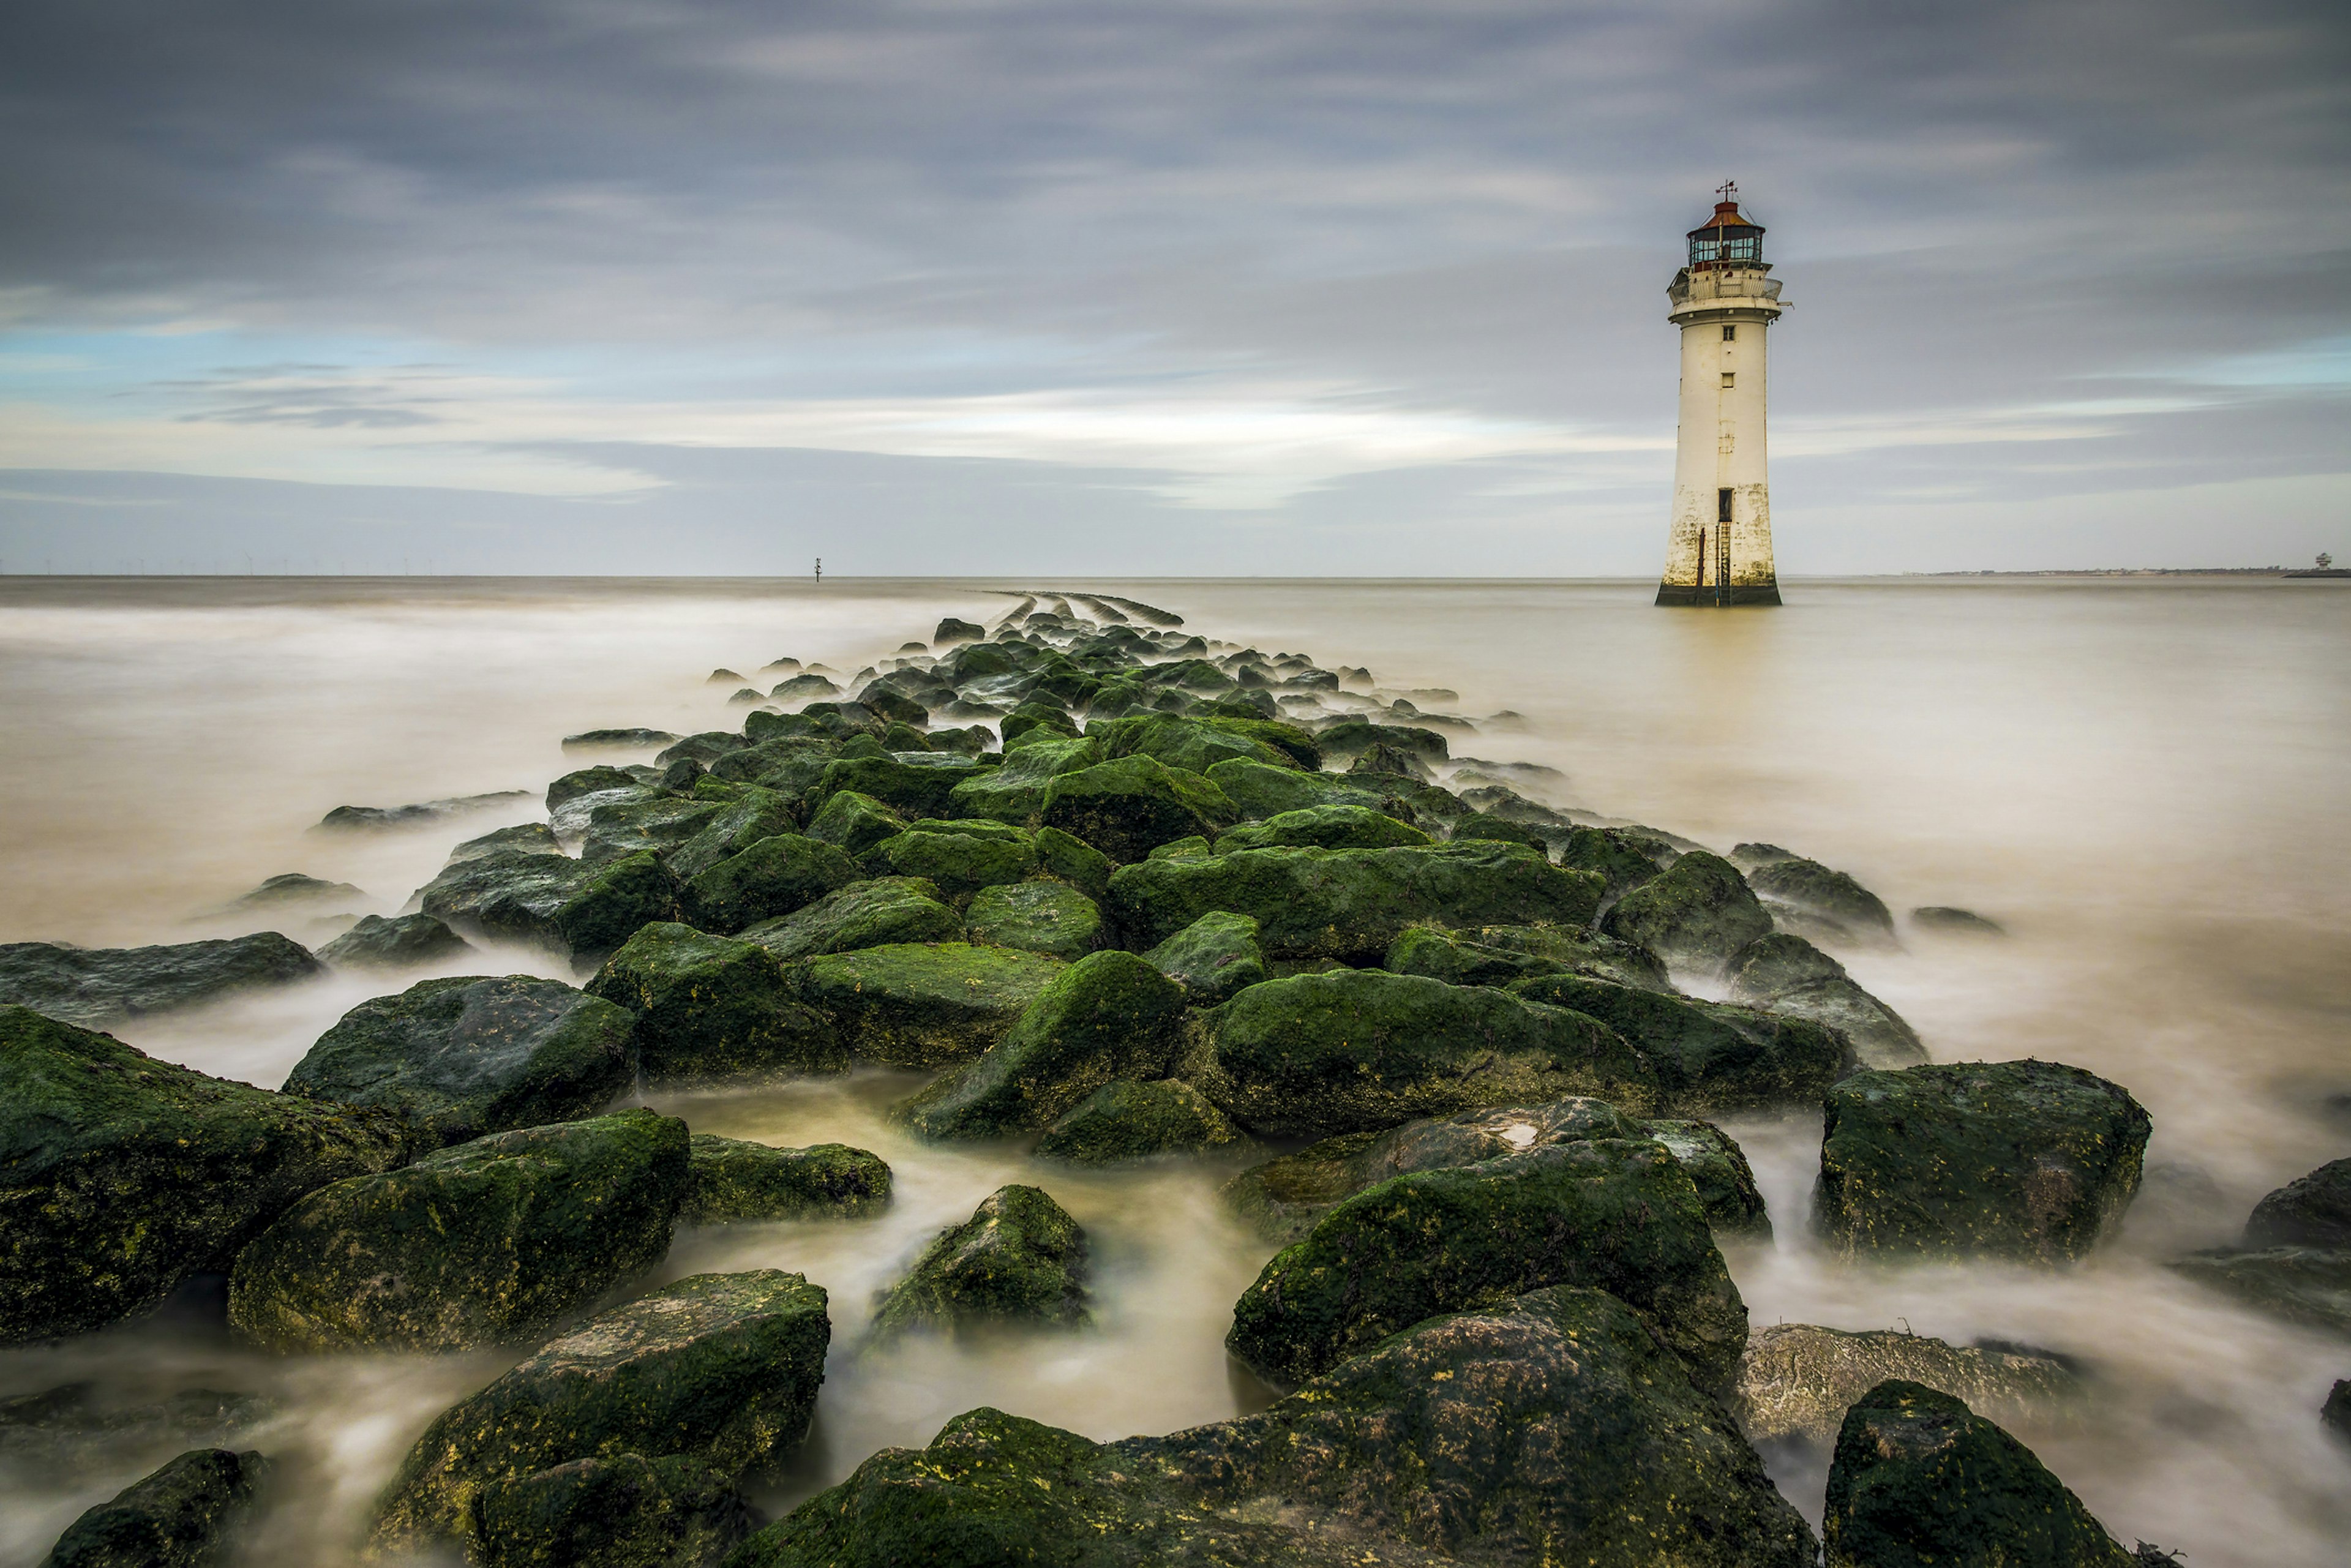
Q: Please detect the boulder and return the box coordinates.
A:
[1039,754,1235,863]
[1599,850,1772,975]
[1315,718,1449,764]
[283,975,637,1145]
[0,934,320,1028]
[867,1185,1090,1341]
[1034,1079,1253,1164]
[1142,910,1268,1005]
[2246,1157,2351,1247]
[771,672,841,701]
[999,703,1081,747]
[586,923,845,1079]
[316,913,471,969]
[1823,1381,2135,1568]
[1733,1324,2085,1447]
[1645,1119,1774,1240]
[552,849,680,958]
[1347,740,1434,782]
[373,1270,829,1563]
[1199,969,1657,1138]
[678,835,862,934]
[563,728,680,749]
[578,793,723,868]
[803,789,906,859]
[680,1135,892,1225]
[222,870,367,912]
[0,1387,274,1482]
[1728,933,1926,1070]
[39,1447,268,1568]
[1214,803,1428,853]
[547,765,640,810]
[2324,1379,2350,1444]
[1033,826,1114,901]
[415,846,587,949]
[738,877,962,962]
[1108,841,1602,962]
[318,790,533,830]
[947,736,1100,823]
[1914,905,2007,935]
[1227,1137,1747,1391]
[2167,1247,2351,1337]
[663,787,803,882]
[1557,825,1672,901]
[227,1109,689,1351]
[935,617,984,644]
[868,823,1039,899]
[963,880,1103,960]
[0,1007,412,1344]
[1744,854,1895,939]
[1200,758,1394,822]
[894,951,1188,1140]
[1098,714,1306,775]
[812,756,988,819]
[784,943,1066,1068]
[474,1453,751,1568]
[1507,972,1852,1112]
[1385,922,1668,991]
[1814,1061,2151,1262]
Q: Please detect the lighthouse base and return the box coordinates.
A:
[1655,581,1782,607]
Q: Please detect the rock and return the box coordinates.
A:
[39,1447,269,1568]
[587,923,845,1079]
[893,951,1188,1140]
[0,1007,413,1344]
[1823,1381,2134,1568]
[1347,740,1434,782]
[2167,1247,2351,1337]
[1507,972,1852,1112]
[1914,905,2007,935]
[473,1453,751,1568]
[1815,1061,2151,1262]
[935,617,984,644]
[732,1285,1812,1568]
[1213,803,1429,853]
[2246,1157,2351,1247]
[283,975,636,1145]
[869,1185,1090,1341]
[1646,1119,1774,1240]
[1000,702,1081,747]
[317,790,533,830]
[1599,850,1772,975]
[1316,718,1449,765]
[2323,1379,2350,1444]
[1558,825,1673,901]
[1199,969,1657,1138]
[1038,754,1235,863]
[547,765,644,811]
[1109,841,1602,962]
[1733,1323,2085,1447]
[449,822,561,860]
[803,789,906,858]
[812,756,988,819]
[1099,714,1313,775]
[858,686,929,727]
[222,871,367,912]
[1227,1136,1747,1391]
[662,787,803,882]
[1741,855,1895,938]
[227,1109,689,1351]
[1199,758,1394,822]
[579,793,723,868]
[0,1387,275,1482]
[680,1135,892,1224]
[1034,1079,1252,1163]
[785,943,1066,1068]
[1032,825,1113,900]
[0,934,320,1028]
[947,735,1101,823]
[563,728,681,749]
[1142,910,1269,1005]
[771,672,841,701]
[557,849,681,958]
[678,834,862,934]
[1727,933,1927,1070]
[373,1269,830,1562]
[738,877,962,962]
[415,845,590,949]
[316,912,471,969]
[869,823,1040,899]
[963,880,1103,959]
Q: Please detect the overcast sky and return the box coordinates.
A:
[2,0,2344,576]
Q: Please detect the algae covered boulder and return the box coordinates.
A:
[0,934,320,1028]
[1600,849,1772,974]
[963,880,1103,960]
[869,822,1038,898]
[1745,853,1895,939]
[894,951,1188,1141]
[1558,825,1672,901]
[1815,1060,2151,1262]
[680,1135,892,1225]
[785,943,1065,1068]
[317,912,471,969]
[1508,972,1851,1112]
[39,1446,269,1568]
[1034,1079,1252,1164]
[587,922,845,1079]
[738,877,962,963]
[664,787,803,882]
[1039,754,1235,863]
[1386,921,1670,991]
[0,1006,413,1345]
[2246,1157,2351,1247]
[1823,1380,2135,1568]
[1141,909,1268,1005]
[1201,969,1657,1138]
[814,755,989,819]
[1733,1323,2085,1447]
[2167,1246,2351,1337]
[373,1269,830,1564]
[803,789,906,859]
[1645,1119,1774,1241]
[1728,932,1927,1070]
[473,1454,751,1568]
[868,1185,1090,1341]
[1227,1136,1747,1392]
[1212,803,1427,853]
[678,834,861,934]
[1201,757,1394,822]
[227,1109,689,1352]
[947,736,1100,824]
[283,975,637,1145]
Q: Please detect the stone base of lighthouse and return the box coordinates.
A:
[1655,581,1781,606]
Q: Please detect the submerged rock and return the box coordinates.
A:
[1913,904,2007,935]
[315,912,471,969]
[868,1185,1090,1341]
[1558,825,1673,901]
[1733,1324,2085,1447]
[1599,850,1772,975]
[283,975,637,1145]
[39,1446,269,1568]
[374,1269,829,1564]
[2246,1157,2351,1247]
[1727,932,1927,1070]
[318,790,532,830]
[1815,1061,2151,1262]
[227,1109,689,1352]
[680,1135,892,1225]
[1824,1381,2135,1568]
[1507,972,1852,1112]
[1141,909,1268,1005]
[738,877,963,962]
[962,879,1103,960]
[0,1387,275,1482]
[0,1007,412,1344]
[1739,853,1895,939]
[563,728,681,749]
[0,934,320,1028]
[1034,1079,1253,1164]
[2168,1247,2351,1337]
[785,943,1065,1068]
[587,922,845,1079]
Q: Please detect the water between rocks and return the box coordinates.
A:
[0,575,2345,1565]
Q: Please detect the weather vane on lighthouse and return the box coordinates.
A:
[1655,184,1785,606]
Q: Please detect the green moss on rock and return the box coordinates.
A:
[681,1134,892,1225]
[1200,758,1393,822]
[813,756,989,820]
[1507,972,1852,1112]
[947,737,1100,823]
[1215,803,1429,853]
[803,790,905,859]
[317,913,472,969]
[587,922,845,1079]
[474,1452,751,1568]
[1034,1079,1253,1164]
[678,835,861,935]
[784,943,1066,1068]
[39,1446,269,1568]
[664,787,803,882]
[867,1185,1090,1341]
[552,849,678,958]
[1728,933,1927,1070]
[1141,910,1268,1005]
[1039,754,1237,863]
[964,880,1104,960]
[1599,850,1772,975]
[738,877,962,963]
[869,825,1038,899]
[0,934,321,1029]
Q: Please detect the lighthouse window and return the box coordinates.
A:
[1722,325,1737,341]
[1720,372,1735,388]
[1717,489,1734,523]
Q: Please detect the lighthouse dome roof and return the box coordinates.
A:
[1686,200,1763,242]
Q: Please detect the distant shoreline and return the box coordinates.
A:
[1907,567,2347,579]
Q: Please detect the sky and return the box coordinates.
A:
[1,0,2345,576]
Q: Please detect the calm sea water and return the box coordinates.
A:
[1,575,2345,1564]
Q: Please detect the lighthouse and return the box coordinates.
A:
[1655,185,1785,606]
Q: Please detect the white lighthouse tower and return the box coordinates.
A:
[1656,185,1785,606]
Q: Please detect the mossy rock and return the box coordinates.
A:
[1383,921,1669,991]
[680,1135,892,1225]
[1200,969,1658,1138]
[1200,759,1394,822]
[868,1185,1090,1341]
[1728,933,1927,1070]
[2167,1246,2351,1337]
[1599,850,1771,975]
[317,913,471,969]
[1507,972,1852,1113]
[1142,910,1268,1005]
[812,756,989,819]
[417,846,592,950]
[664,787,803,881]
[1824,1381,2134,1567]
[1815,1061,2151,1262]
[373,1269,830,1562]
[2248,1157,2351,1247]
[1644,1119,1774,1242]
[0,934,321,1029]
[0,1007,413,1344]
[869,825,1039,899]
[1227,1137,1747,1392]
[227,1109,689,1351]
[678,835,862,934]
[964,880,1104,960]
[1215,803,1429,853]
[738,877,963,963]
[1447,811,1547,850]
[578,794,723,868]
[1000,703,1082,747]
[39,1446,269,1568]
[474,1452,751,1568]
[1098,714,1300,775]
[550,849,678,958]
[1558,825,1673,901]
[283,975,637,1146]
[947,736,1100,823]
[587,922,842,1079]
[1313,719,1449,763]
[1039,754,1237,863]
[784,943,1067,1068]
[803,790,906,859]
[1035,1079,1253,1164]
[1109,841,1602,964]
[1744,853,1895,938]
[1733,1324,2085,1447]
[547,765,640,810]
